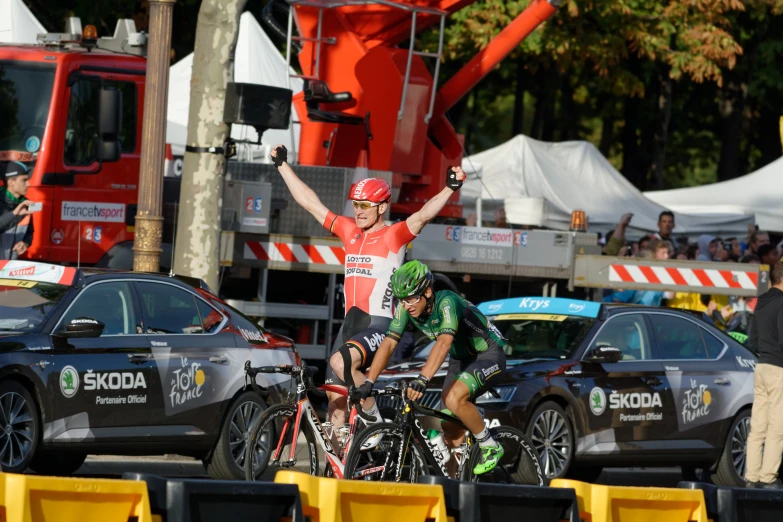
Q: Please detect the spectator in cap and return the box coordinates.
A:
[0,161,36,259]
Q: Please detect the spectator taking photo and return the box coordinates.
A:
[0,161,37,260]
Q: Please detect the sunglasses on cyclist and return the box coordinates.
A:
[352,200,381,210]
[400,294,423,306]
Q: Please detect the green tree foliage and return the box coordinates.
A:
[439,0,783,188]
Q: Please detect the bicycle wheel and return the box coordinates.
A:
[244,403,319,480]
[466,426,545,485]
[344,422,429,482]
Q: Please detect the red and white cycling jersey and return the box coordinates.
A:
[324,211,416,318]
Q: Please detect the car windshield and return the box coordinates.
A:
[490,313,595,359]
[0,60,56,153]
[0,280,70,332]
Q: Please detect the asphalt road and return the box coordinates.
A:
[72,454,690,488]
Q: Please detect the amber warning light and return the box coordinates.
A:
[570,210,587,232]
[82,25,98,43]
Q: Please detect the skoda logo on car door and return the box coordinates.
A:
[589,387,606,415]
[60,366,80,398]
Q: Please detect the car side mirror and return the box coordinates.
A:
[590,345,622,363]
[97,86,122,163]
[62,317,105,338]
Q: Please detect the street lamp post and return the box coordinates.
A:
[133,0,176,273]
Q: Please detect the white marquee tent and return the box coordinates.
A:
[645,156,783,232]
[166,12,303,162]
[0,0,46,44]
[461,135,754,238]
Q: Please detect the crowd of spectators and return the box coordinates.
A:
[600,211,777,324]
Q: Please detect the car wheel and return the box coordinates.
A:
[0,381,40,473]
[29,452,87,476]
[205,391,267,480]
[712,409,751,487]
[525,401,574,480]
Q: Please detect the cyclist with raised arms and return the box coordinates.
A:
[270,145,465,448]
[357,260,508,474]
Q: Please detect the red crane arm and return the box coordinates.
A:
[435,0,559,117]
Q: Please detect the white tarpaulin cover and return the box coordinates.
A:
[166,12,303,160]
[645,156,783,232]
[461,135,754,238]
[0,0,46,44]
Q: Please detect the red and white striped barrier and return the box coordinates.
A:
[244,241,345,266]
[609,263,758,290]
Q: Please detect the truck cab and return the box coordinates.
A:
[0,19,145,265]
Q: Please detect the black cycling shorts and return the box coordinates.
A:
[444,346,506,400]
[324,308,391,387]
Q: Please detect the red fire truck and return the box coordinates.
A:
[1,19,142,265]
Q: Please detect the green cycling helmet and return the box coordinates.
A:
[391,260,433,299]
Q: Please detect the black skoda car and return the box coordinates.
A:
[377,296,756,487]
[0,261,297,479]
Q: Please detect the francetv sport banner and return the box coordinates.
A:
[411,224,528,266]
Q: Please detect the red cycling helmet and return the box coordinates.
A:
[349,177,391,204]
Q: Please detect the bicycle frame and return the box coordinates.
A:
[270,383,361,479]
[399,398,473,480]
[352,384,473,481]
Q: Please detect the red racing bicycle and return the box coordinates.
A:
[243,361,383,480]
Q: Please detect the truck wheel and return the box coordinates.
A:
[29,452,87,476]
[0,380,40,474]
[712,409,751,487]
[205,391,267,480]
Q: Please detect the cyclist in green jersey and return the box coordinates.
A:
[357,260,507,474]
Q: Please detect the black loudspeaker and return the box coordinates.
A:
[223,82,292,131]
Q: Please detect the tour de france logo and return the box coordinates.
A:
[590,387,607,415]
[60,365,80,398]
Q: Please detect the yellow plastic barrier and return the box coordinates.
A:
[550,479,709,522]
[275,471,448,522]
[0,473,153,522]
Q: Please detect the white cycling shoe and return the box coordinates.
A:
[360,414,388,452]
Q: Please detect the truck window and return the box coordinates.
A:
[64,78,137,166]
[0,61,55,153]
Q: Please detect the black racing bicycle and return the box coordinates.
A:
[343,380,544,485]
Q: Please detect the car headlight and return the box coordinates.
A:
[475,385,517,404]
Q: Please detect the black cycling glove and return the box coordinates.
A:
[272,145,288,167]
[446,167,464,191]
[409,374,429,395]
[357,379,374,399]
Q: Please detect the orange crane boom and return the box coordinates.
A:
[283,0,560,216]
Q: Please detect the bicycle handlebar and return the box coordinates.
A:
[303,365,326,397]
[258,365,285,374]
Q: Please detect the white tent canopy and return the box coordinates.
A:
[166,12,303,161]
[645,156,783,232]
[461,135,754,238]
[0,0,46,44]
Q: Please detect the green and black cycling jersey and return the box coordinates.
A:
[386,290,506,359]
